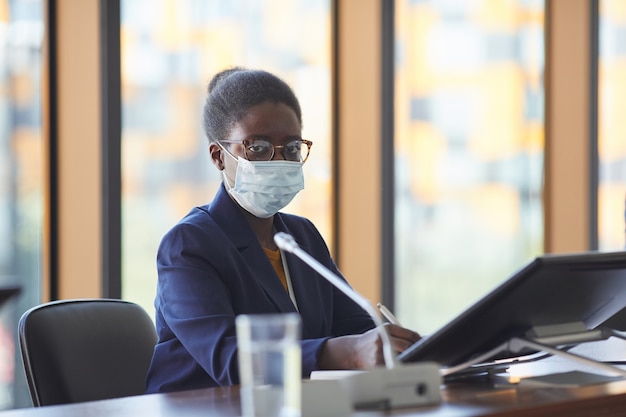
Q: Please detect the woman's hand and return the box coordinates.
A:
[318,324,421,370]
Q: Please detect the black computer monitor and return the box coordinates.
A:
[397,251,626,373]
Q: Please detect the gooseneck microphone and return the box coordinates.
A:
[274,232,442,409]
[274,232,396,369]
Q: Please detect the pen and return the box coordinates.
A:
[376,303,401,325]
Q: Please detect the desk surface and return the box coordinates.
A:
[2,380,626,417]
[3,339,626,417]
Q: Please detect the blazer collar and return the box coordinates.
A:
[207,184,257,250]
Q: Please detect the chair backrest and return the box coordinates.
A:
[18,298,158,407]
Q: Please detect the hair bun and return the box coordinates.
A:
[207,67,246,94]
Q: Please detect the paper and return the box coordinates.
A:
[518,371,624,388]
[309,370,365,380]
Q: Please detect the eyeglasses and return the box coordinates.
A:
[220,138,313,163]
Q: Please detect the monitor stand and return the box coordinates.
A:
[442,322,626,379]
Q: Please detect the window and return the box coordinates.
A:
[599,0,626,251]
[120,0,332,316]
[394,0,545,334]
[0,0,44,409]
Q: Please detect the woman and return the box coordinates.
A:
[146,68,420,393]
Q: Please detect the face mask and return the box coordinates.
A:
[222,154,304,218]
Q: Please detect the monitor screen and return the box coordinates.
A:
[397,251,626,373]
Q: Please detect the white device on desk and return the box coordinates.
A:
[274,232,441,410]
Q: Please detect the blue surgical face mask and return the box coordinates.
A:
[221,149,304,218]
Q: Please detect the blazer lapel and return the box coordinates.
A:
[207,185,298,313]
[272,216,330,337]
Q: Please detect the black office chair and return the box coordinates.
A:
[18,298,158,407]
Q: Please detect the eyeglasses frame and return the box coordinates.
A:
[219,137,313,163]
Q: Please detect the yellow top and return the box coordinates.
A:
[263,247,288,291]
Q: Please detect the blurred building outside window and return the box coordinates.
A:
[394,0,545,334]
[599,0,626,251]
[0,0,44,409]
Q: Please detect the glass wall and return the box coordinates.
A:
[0,0,44,409]
[599,0,626,251]
[394,0,545,334]
[120,0,332,317]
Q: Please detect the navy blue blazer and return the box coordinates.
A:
[145,185,375,393]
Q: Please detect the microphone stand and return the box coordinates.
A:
[274,232,396,369]
[274,232,441,409]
